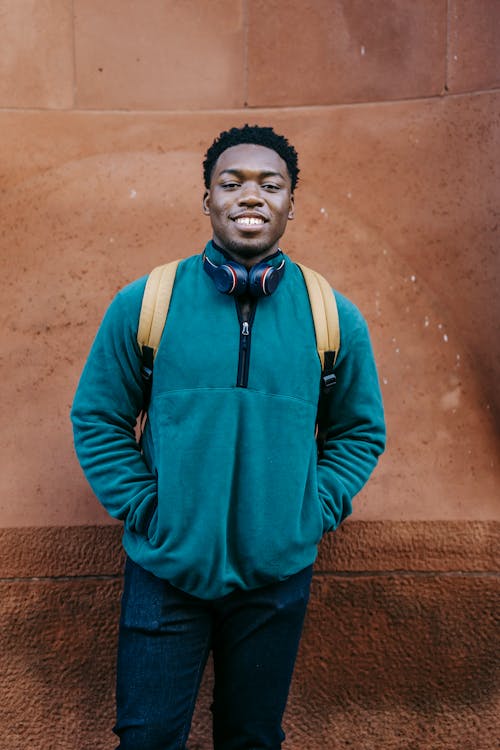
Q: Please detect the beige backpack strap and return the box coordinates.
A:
[297,263,340,368]
[297,263,340,456]
[136,260,180,427]
[137,260,180,358]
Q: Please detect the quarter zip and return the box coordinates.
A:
[235,297,257,388]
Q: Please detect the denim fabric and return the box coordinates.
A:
[113,557,313,750]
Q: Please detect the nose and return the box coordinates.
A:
[237,181,264,206]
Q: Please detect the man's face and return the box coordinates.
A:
[203,144,295,266]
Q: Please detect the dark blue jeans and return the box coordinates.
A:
[113,557,313,750]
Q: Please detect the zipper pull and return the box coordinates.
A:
[242,321,250,335]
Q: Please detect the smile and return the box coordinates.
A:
[233,217,265,226]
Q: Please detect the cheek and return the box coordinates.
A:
[211,199,230,218]
[211,209,228,226]
[277,205,292,225]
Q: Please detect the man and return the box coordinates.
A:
[71,124,385,750]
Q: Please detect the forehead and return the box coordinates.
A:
[212,144,290,183]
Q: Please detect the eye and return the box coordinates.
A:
[262,183,281,192]
[221,181,240,190]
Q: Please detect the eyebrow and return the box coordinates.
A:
[218,168,286,180]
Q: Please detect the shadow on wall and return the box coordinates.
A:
[2,566,496,749]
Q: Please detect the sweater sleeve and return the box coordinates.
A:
[70,280,157,534]
[316,292,386,532]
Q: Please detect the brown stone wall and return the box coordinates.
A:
[0,1,498,748]
[1,524,498,749]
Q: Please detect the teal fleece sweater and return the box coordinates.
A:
[71,247,385,599]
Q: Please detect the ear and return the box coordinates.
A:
[202,191,210,215]
[288,194,295,221]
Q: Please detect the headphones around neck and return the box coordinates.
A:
[203,249,285,297]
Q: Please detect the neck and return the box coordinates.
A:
[211,240,280,269]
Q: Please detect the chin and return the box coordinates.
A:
[224,237,276,258]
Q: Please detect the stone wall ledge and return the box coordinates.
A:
[0,520,498,579]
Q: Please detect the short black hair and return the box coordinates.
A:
[203,124,299,192]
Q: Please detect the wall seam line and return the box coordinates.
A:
[0,575,123,583]
[70,0,77,108]
[1,571,498,583]
[0,88,499,117]
[314,570,500,579]
[243,0,249,107]
[445,0,451,93]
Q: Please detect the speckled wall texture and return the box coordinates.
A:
[0,1,498,748]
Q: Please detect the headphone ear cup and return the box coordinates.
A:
[214,261,249,295]
[249,262,279,297]
[203,252,249,295]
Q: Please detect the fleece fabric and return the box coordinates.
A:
[71,245,385,599]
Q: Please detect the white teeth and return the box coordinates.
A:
[235,217,264,225]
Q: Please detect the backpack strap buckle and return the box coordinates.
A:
[322,371,337,390]
[140,345,154,384]
[321,350,337,391]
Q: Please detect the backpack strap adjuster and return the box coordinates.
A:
[322,371,337,390]
[140,345,155,383]
[321,350,337,390]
